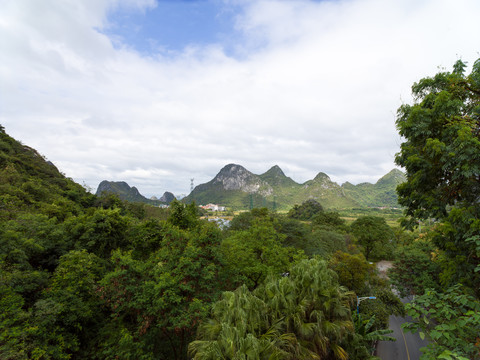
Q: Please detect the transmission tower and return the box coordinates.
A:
[190,178,194,193]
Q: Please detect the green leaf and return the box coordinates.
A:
[437,353,452,360]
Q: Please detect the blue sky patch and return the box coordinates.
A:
[103,0,243,56]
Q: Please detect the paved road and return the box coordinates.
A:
[376,314,429,360]
[374,263,430,359]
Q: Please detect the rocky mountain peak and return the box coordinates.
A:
[212,163,272,195]
[96,180,131,196]
[376,169,406,186]
[95,180,173,205]
[186,163,402,210]
[159,191,175,204]
[313,172,332,182]
[259,165,298,187]
[130,186,141,197]
[266,165,286,177]
[216,163,249,178]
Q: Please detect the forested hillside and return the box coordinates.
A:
[0,125,96,220]
[3,54,479,360]
[95,180,175,205]
[341,169,405,208]
[186,163,402,210]
[1,125,405,359]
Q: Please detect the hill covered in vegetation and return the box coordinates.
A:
[0,125,404,359]
[96,180,175,205]
[185,163,404,210]
[0,125,97,221]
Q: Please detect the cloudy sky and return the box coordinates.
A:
[1,0,479,197]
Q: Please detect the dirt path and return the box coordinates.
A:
[376,260,394,279]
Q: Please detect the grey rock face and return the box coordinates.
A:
[95,180,131,196]
[159,191,175,204]
[213,164,273,195]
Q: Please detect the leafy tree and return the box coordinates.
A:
[388,236,441,298]
[358,287,404,330]
[341,313,394,360]
[311,211,347,231]
[328,250,404,330]
[304,229,348,257]
[403,285,480,360]
[0,284,30,359]
[128,218,165,259]
[395,58,480,293]
[99,221,226,360]
[228,207,272,231]
[395,58,480,358]
[350,216,394,261]
[288,199,324,220]
[328,251,373,295]
[1,214,69,272]
[27,250,106,359]
[391,225,416,247]
[276,216,310,249]
[64,208,130,258]
[433,206,480,292]
[167,199,200,230]
[94,192,126,211]
[221,217,302,289]
[189,258,355,360]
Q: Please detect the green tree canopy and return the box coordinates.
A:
[396,58,480,223]
[228,207,272,231]
[287,199,324,220]
[167,199,200,230]
[221,217,302,290]
[403,285,480,360]
[189,258,354,360]
[328,251,373,295]
[388,236,441,298]
[311,211,347,231]
[99,221,226,360]
[395,58,480,293]
[350,216,394,261]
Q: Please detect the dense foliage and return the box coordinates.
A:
[287,199,324,220]
[0,126,403,359]
[394,58,480,358]
[189,259,355,360]
[388,233,441,298]
[403,285,480,360]
[350,216,395,261]
[395,58,480,292]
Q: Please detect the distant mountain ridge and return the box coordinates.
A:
[95,165,404,210]
[342,169,406,208]
[96,180,175,205]
[185,164,405,210]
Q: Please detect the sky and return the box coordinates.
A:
[1,0,480,197]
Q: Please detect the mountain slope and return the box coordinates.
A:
[0,125,95,219]
[95,180,174,205]
[341,169,405,208]
[299,172,359,209]
[185,164,402,210]
[186,164,274,209]
[259,165,298,187]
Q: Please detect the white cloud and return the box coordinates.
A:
[1,0,480,196]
